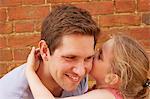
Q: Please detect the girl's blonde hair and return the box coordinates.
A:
[111,34,150,98]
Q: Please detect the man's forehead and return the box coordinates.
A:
[58,47,94,56]
[61,34,94,45]
[62,34,94,40]
[55,45,94,58]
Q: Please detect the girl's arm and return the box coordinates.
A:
[61,89,116,99]
[26,47,115,99]
[27,68,55,99]
[26,47,55,99]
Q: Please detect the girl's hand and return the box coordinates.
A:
[26,47,40,72]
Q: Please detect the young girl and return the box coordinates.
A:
[26,35,150,99]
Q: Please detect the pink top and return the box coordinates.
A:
[107,88,123,99]
[89,85,123,99]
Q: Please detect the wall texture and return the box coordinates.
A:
[0,0,150,78]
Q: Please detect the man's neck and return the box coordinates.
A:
[36,61,63,97]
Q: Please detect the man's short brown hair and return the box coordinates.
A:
[41,5,100,55]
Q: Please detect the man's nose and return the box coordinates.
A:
[72,64,86,77]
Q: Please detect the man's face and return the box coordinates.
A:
[48,34,95,91]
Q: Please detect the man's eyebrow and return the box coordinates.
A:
[62,55,76,57]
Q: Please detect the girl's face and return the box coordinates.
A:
[90,39,114,85]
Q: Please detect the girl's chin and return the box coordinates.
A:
[89,72,95,80]
[89,70,95,76]
[89,71,93,76]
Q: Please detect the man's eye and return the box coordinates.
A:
[63,56,75,61]
[66,57,73,59]
[85,56,94,62]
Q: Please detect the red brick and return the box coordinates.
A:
[96,31,110,48]
[14,48,31,61]
[7,62,24,72]
[0,49,13,61]
[15,62,26,67]
[129,27,150,40]
[0,8,7,21]
[48,0,88,3]
[15,22,34,33]
[0,63,20,77]
[99,15,141,27]
[8,6,50,20]
[35,20,43,32]
[138,0,150,12]
[147,50,150,57]
[0,36,7,48]
[142,13,150,25]
[7,34,40,48]
[101,27,150,45]
[0,63,9,76]
[73,1,114,15]
[22,0,45,5]
[0,23,13,34]
[92,16,99,26]
[0,0,21,7]
[101,28,129,35]
[105,27,149,41]
[140,40,150,49]
[115,0,135,13]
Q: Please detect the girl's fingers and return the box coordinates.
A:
[27,47,35,62]
[33,47,40,71]
[30,47,36,55]
[35,48,40,60]
[35,48,40,54]
[26,47,40,71]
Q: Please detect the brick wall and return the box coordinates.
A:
[0,0,150,77]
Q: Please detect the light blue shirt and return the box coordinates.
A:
[0,64,88,99]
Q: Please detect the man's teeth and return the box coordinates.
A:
[67,74,79,81]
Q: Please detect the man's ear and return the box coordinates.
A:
[38,40,49,61]
[104,73,119,85]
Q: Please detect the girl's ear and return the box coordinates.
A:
[105,73,119,85]
[38,40,49,61]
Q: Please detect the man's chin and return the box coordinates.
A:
[63,86,78,92]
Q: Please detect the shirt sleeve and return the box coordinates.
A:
[0,64,34,99]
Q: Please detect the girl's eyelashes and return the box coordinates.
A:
[94,48,103,60]
[98,50,101,59]
[98,49,103,60]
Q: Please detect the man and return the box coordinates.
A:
[0,5,100,99]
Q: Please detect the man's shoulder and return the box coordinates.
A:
[0,63,33,99]
[0,63,26,81]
